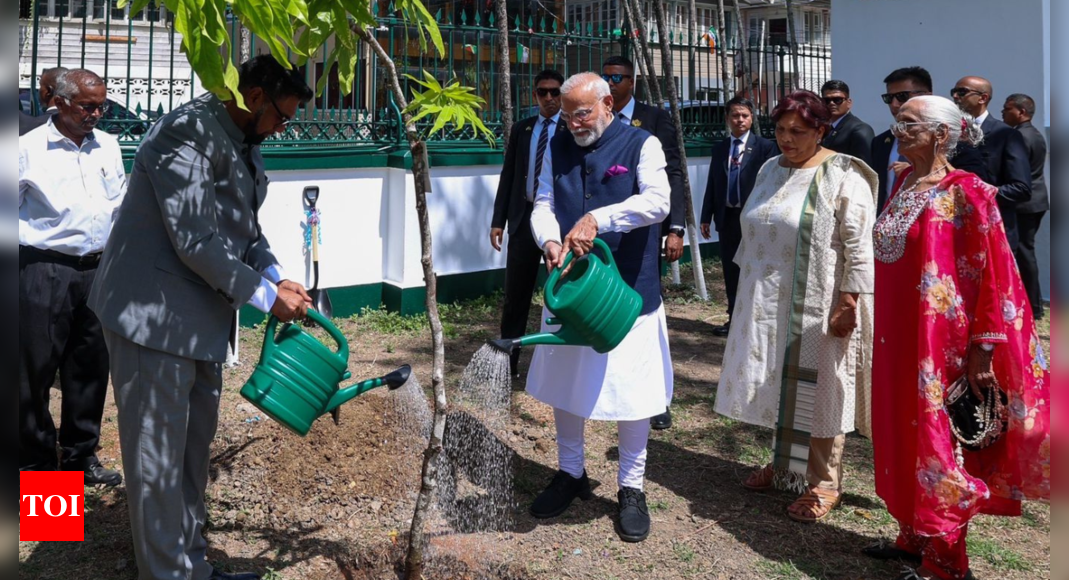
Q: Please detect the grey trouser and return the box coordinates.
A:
[104,329,222,580]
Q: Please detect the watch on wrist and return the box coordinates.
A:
[669,226,685,237]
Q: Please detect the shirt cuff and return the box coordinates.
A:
[587,208,614,234]
[247,277,279,314]
[261,264,286,285]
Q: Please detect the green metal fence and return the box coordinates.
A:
[19,0,831,151]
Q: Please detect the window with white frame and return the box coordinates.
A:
[35,0,169,22]
[804,10,830,46]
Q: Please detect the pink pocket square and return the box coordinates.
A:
[604,165,629,178]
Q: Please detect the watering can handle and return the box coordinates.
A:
[303,309,350,361]
[545,238,615,296]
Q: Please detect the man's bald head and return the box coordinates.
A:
[952,76,994,117]
[39,66,68,109]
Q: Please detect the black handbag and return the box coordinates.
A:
[945,375,1008,451]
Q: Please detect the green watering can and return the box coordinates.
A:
[490,238,642,355]
[240,309,412,436]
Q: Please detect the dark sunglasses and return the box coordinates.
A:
[601,73,632,85]
[535,87,561,97]
[66,99,110,116]
[880,90,927,105]
[950,87,984,99]
[822,96,846,106]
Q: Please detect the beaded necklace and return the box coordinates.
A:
[873,163,949,264]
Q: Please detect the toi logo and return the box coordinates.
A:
[20,471,85,542]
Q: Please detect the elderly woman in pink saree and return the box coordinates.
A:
[867,96,1050,580]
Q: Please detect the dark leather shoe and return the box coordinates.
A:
[616,487,650,543]
[650,409,672,430]
[81,460,122,488]
[712,323,731,337]
[862,541,921,565]
[209,570,261,580]
[530,470,593,519]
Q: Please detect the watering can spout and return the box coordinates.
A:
[325,365,413,416]
[489,338,521,354]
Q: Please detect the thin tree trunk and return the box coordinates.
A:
[785,0,801,91]
[734,3,750,100]
[715,0,730,99]
[757,19,766,115]
[495,0,513,145]
[650,0,708,300]
[624,0,662,106]
[620,0,656,104]
[356,27,448,580]
[686,0,697,100]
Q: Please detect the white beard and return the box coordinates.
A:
[571,115,611,148]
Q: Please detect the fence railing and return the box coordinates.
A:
[19,1,832,151]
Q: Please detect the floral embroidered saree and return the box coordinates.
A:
[872,169,1050,539]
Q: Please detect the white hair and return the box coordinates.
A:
[911,95,985,155]
[561,72,611,100]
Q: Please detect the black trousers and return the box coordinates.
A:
[718,207,744,321]
[1015,211,1047,317]
[19,249,110,471]
[499,204,544,373]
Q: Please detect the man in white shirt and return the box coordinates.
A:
[525,73,673,543]
[19,69,126,486]
[490,70,565,378]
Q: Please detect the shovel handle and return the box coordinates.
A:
[311,224,320,263]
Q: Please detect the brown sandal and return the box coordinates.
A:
[787,487,841,523]
[742,465,776,491]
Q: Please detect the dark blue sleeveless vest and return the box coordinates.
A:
[550,118,663,315]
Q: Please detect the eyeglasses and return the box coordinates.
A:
[267,94,293,127]
[881,90,927,105]
[561,107,596,123]
[950,87,984,99]
[601,74,632,85]
[66,99,110,116]
[535,87,561,98]
[889,121,939,137]
[822,96,846,106]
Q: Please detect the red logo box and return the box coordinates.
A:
[20,471,85,542]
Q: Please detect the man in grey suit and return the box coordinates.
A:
[89,56,314,580]
[1002,93,1049,319]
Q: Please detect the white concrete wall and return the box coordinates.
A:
[832,0,1050,301]
[259,157,718,292]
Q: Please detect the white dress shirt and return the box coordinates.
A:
[526,112,561,201]
[530,121,671,250]
[975,110,989,126]
[19,119,127,256]
[887,137,902,198]
[727,130,751,165]
[616,97,637,125]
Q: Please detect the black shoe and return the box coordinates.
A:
[713,323,731,338]
[530,470,593,519]
[862,541,921,565]
[616,487,650,543]
[80,459,123,488]
[209,571,260,580]
[650,409,672,430]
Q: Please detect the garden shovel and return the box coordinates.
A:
[304,186,333,319]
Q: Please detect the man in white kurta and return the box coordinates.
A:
[524,72,673,543]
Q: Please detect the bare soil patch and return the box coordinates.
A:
[20,262,1050,579]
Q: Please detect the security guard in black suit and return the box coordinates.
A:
[491,70,567,378]
[820,80,875,168]
[601,55,687,430]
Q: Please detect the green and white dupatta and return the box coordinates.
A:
[771,154,878,493]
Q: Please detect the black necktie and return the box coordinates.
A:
[728,138,743,207]
[531,118,552,198]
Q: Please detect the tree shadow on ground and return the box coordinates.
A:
[639,425,901,580]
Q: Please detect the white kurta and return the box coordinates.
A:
[714,161,875,438]
[526,304,673,420]
[525,121,674,421]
